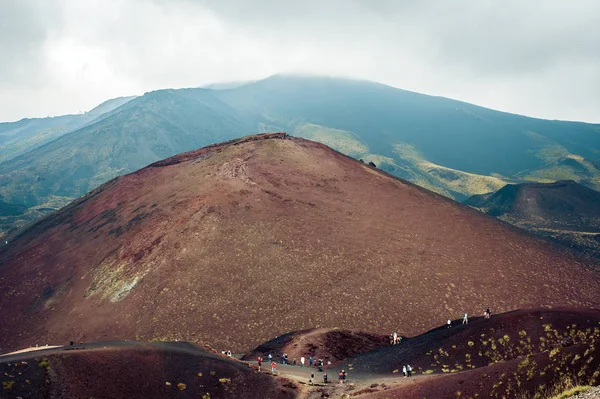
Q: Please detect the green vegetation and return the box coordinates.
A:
[2,75,599,235]
[294,123,368,156]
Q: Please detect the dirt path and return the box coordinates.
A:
[0,345,61,357]
[247,360,434,398]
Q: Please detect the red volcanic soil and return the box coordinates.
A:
[241,328,389,365]
[0,341,297,399]
[0,133,598,353]
[348,309,600,398]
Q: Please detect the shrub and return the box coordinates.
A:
[2,381,15,391]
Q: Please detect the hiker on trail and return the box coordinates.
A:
[393,331,398,345]
[293,358,297,366]
[323,372,328,383]
[271,361,277,374]
[318,359,323,372]
[342,370,347,383]
[407,364,413,377]
[485,307,492,319]
[463,313,468,325]
[268,354,272,362]
[403,365,407,378]
[257,356,262,371]
[339,370,344,384]
[447,319,452,328]
[300,356,305,367]
[309,356,313,367]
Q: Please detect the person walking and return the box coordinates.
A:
[393,331,398,345]
[402,365,407,378]
[300,356,305,367]
[463,313,468,325]
[447,319,452,328]
[339,370,344,384]
[257,356,262,371]
[309,356,313,367]
[407,364,413,377]
[271,361,277,374]
[268,353,272,362]
[323,372,328,383]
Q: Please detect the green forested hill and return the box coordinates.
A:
[1,75,599,233]
[0,96,135,163]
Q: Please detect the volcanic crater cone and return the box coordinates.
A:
[0,133,598,352]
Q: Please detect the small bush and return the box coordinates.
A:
[2,381,15,391]
[39,359,50,369]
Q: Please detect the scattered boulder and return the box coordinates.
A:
[368,161,376,167]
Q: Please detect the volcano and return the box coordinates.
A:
[464,180,600,258]
[0,133,598,353]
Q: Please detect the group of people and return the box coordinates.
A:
[258,353,327,373]
[257,307,494,383]
[447,307,492,328]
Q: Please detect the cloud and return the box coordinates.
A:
[0,0,598,122]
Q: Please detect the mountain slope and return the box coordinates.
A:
[0,90,253,232]
[0,134,597,353]
[465,180,600,258]
[1,75,599,234]
[0,342,297,399]
[214,75,600,191]
[0,96,135,163]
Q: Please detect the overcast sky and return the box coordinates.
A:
[1,0,599,123]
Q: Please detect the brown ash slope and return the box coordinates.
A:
[0,133,598,353]
[0,342,297,399]
[465,180,600,258]
[241,328,389,366]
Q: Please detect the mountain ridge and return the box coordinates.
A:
[1,75,599,235]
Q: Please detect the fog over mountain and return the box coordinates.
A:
[1,0,599,122]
